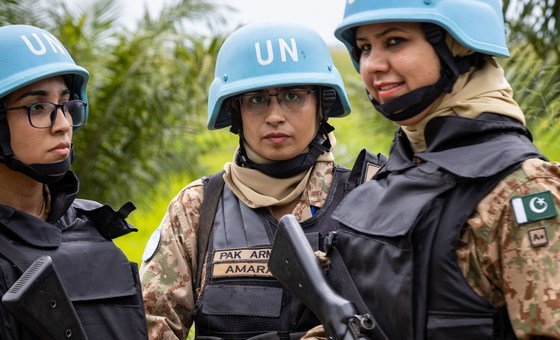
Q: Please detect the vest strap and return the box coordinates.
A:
[195,170,225,299]
[0,232,30,273]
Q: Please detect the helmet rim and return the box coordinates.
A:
[208,72,351,130]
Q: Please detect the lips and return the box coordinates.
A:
[374,81,404,103]
[48,142,71,158]
[264,132,289,144]
[49,142,70,152]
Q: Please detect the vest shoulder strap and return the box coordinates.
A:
[0,232,30,274]
[195,170,225,299]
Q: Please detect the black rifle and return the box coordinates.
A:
[268,214,386,340]
[2,255,88,340]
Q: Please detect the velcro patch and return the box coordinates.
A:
[364,163,380,183]
[142,228,161,262]
[213,262,272,278]
[528,227,548,248]
[213,248,271,262]
[511,190,558,224]
[211,247,272,278]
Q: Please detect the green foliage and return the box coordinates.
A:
[503,0,559,59]
[501,44,560,160]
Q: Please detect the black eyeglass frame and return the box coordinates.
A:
[236,88,318,114]
[2,99,87,129]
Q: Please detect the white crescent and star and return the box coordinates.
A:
[529,197,548,214]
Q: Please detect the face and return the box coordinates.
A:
[239,86,319,161]
[355,22,441,123]
[4,76,73,165]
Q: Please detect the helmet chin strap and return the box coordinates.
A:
[368,24,485,122]
[236,123,333,179]
[3,154,72,184]
[232,87,338,178]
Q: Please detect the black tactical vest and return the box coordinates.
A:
[0,172,147,340]
[195,165,350,339]
[331,114,544,339]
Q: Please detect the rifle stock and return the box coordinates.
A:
[2,255,88,340]
[269,214,371,339]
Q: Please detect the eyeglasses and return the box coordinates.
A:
[4,100,87,129]
[237,89,316,115]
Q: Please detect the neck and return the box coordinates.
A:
[0,164,46,218]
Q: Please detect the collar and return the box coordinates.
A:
[46,170,79,223]
[382,113,543,178]
[0,171,79,247]
[0,205,61,247]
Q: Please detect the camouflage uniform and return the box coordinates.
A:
[140,162,335,340]
[459,158,560,338]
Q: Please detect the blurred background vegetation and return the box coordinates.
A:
[1,0,558,266]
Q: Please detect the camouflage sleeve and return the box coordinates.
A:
[139,179,205,340]
[462,158,560,339]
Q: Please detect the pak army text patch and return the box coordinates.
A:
[511,190,558,225]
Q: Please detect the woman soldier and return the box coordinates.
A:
[140,21,355,339]
[0,25,147,339]
[304,0,560,339]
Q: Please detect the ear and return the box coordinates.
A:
[226,99,242,135]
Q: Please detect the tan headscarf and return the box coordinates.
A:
[223,133,336,208]
[402,37,525,152]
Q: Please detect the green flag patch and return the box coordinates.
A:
[511,190,557,224]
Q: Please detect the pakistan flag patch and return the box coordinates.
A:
[511,190,558,224]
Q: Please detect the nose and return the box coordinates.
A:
[264,96,286,125]
[360,51,389,74]
[51,106,72,132]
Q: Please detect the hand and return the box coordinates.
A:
[302,325,327,340]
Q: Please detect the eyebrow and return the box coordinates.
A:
[14,88,71,102]
[356,26,408,42]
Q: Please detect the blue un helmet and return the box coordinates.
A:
[208,21,351,131]
[0,24,89,183]
[334,0,509,122]
[0,25,89,118]
[335,0,509,71]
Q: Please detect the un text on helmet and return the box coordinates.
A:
[255,38,298,66]
[20,32,66,56]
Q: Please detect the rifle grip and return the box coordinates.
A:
[2,255,88,340]
[269,214,358,339]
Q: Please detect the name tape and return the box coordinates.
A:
[213,262,272,278]
[211,247,273,278]
[213,248,271,263]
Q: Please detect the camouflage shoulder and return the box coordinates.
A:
[499,159,560,337]
[140,178,206,264]
[476,158,559,227]
[169,178,205,206]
